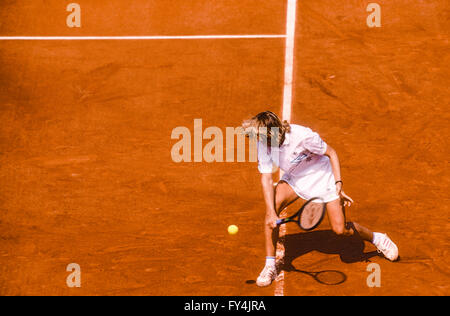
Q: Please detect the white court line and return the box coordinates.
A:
[0,35,286,40]
[275,0,297,297]
[281,0,298,124]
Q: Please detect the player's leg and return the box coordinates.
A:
[326,199,399,261]
[264,180,299,257]
[326,198,372,240]
[257,181,298,287]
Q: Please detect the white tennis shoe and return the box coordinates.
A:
[256,265,277,287]
[375,234,399,261]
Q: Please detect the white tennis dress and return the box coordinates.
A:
[257,124,339,202]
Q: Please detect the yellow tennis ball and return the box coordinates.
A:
[228,225,238,235]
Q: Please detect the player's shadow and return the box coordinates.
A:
[245,225,381,286]
[282,227,380,272]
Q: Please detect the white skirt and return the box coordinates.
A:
[280,157,339,203]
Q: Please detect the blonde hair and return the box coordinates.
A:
[242,111,291,147]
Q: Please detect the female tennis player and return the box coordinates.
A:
[243,111,399,287]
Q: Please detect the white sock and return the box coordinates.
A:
[265,256,276,268]
[372,232,383,246]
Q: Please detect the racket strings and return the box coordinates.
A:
[300,202,325,230]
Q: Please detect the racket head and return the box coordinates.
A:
[298,197,326,231]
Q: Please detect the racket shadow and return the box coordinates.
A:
[289,269,347,286]
[282,229,380,268]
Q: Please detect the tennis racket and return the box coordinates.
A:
[276,197,326,231]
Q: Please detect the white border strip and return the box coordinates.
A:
[275,0,298,297]
[0,35,286,41]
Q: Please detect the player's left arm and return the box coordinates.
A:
[325,145,354,207]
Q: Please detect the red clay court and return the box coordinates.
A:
[0,0,449,296]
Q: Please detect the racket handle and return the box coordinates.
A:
[276,219,284,226]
